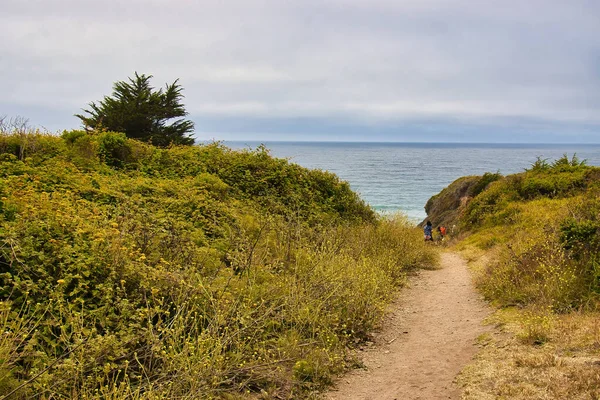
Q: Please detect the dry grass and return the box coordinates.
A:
[458,309,600,400]
[457,247,600,400]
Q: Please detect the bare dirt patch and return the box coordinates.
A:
[326,252,491,400]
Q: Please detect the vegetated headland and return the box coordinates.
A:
[424,154,600,398]
[0,128,438,399]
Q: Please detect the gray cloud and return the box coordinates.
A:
[1,0,600,141]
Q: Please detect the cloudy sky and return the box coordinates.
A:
[2,0,600,142]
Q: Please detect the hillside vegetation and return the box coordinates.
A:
[455,155,600,311]
[425,155,600,398]
[0,129,437,399]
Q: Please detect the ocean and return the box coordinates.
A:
[225,142,600,222]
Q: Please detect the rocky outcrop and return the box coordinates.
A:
[421,173,502,231]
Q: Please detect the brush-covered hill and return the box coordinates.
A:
[0,130,436,399]
[425,155,600,399]
[426,155,600,308]
[421,172,502,230]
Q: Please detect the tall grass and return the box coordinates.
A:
[451,157,600,398]
[0,128,437,398]
[0,217,435,399]
[449,157,600,311]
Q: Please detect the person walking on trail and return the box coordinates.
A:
[424,221,433,241]
[437,226,447,242]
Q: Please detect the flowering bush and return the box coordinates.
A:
[0,130,436,398]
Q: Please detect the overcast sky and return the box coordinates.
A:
[2,0,600,142]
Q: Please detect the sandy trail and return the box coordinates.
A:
[326,252,490,400]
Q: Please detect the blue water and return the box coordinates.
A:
[225,142,600,222]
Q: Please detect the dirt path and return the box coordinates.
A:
[326,252,491,400]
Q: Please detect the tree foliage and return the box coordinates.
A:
[76,73,195,146]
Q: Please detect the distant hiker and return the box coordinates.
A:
[424,221,433,241]
[440,226,447,236]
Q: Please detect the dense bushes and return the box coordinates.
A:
[1,129,374,224]
[470,197,592,310]
[0,129,436,398]
[443,156,600,310]
[464,155,596,227]
[421,155,600,398]
[451,157,600,398]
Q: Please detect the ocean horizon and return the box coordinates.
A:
[221,141,600,146]
[222,141,600,222]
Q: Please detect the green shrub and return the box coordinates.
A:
[97,131,132,167]
[453,156,600,311]
[464,156,595,228]
[478,231,585,311]
[469,172,502,198]
[0,134,21,158]
[61,129,87,144]
[464,178,518,226]
[0,132,436,398]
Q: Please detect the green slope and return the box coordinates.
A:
[0,130,436,399]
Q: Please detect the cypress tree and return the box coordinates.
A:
[76,72,195,146]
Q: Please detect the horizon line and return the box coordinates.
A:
[208,140,600,146]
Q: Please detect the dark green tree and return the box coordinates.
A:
[76,73,195,146]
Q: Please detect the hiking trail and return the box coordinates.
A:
[326,252,491,400]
